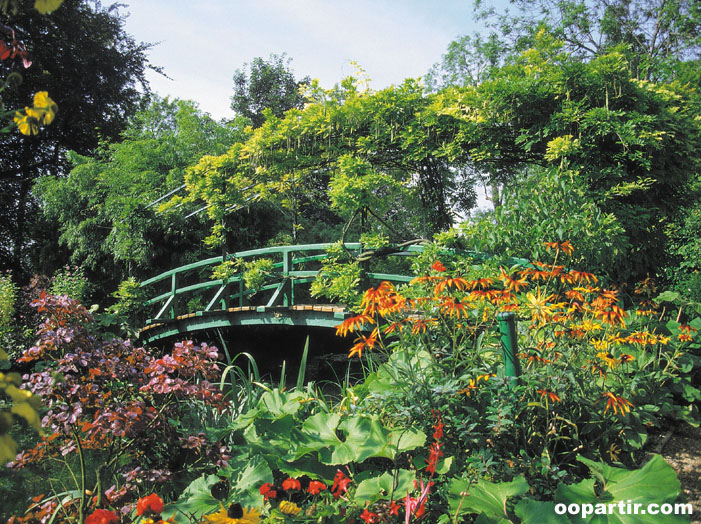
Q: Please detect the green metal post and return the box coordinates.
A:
[497,311,521,379]
[170,273,177,319]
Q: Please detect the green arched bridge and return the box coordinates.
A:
[138,242,436,344]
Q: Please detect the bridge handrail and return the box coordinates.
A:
[139,242,431,323]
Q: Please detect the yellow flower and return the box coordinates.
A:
[279,501,302,516]
[34,0,64,14]
[33,91,58,124]
[201,504,260,524]
[14,110,41,136]
[596,351,618,368]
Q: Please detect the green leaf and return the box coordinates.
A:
[448,475,529,520]
[354,470,415,503]
[514,499,563,523]
[168,474,222,521]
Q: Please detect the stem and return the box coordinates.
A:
[73,429,86,524]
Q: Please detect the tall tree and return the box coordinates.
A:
[432,0,701,84]
[0,0,153,277]
[34,97,245,291]
[231,53,310,128]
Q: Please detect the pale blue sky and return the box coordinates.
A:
[120,1,486,120]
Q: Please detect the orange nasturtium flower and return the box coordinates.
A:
[602,392,634,415]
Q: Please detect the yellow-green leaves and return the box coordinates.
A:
[34,0,63,14]
[0,371,43,464]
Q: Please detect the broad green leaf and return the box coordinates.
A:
[354,470,415,503]
[514,499,562,524]
[448,475,528,520]
[168,474,222,520]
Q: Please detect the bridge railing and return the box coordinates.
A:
[140,243,426,325]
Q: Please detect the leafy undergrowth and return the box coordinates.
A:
[1,241,699,523]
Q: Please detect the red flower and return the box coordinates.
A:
[389,501,401,516]
[431,260,447,272]
[136,494,164,516]
[425,441,444,475]
[331,469,352,499]
[85,509,119,524]
[432,419,444,441]
[307,480,326,495]
[282,477,301,491]
[360,508,380,523]
[259,482,277,501]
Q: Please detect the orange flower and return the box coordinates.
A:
[439,297,471,318]
[431,260,447,272]
[85,510,118,524]
[136,494,164,516]
[335,314,374,337]
[411,317,438,334]
[537,389,561,403]
[434,276,469,294]
[348,327,379,358]
[569,270,598,284]
[543,240,574,255]
[602,392,633,415]
[307,480,327,495]
[282,477,302,491]
[500,267,528,292]
[518,351,552,369]
[619,353,635,364]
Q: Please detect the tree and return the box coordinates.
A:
[430,33,701,280]
[433,0,701,84]
[34,97,245,291]
[231,53,310,128]
[0,0,153,278]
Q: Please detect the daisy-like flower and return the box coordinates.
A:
[499,267,529,292]
[201,504,260,524]
[619,353,635,364]
[596,351,619,369]
[602,392,634,415]
[537,389,561,403]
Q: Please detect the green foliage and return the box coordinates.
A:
[211,259,239,282]
[310,242,362,306]
[49,265,90,303]
[1,0,154,277]
[0,271,17,347]
[34,97,244,292]
[460,169,630,280]
[447,455,686,523]
[231,53,310,128]
[242,258,275,292]
[666,203,701,302]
